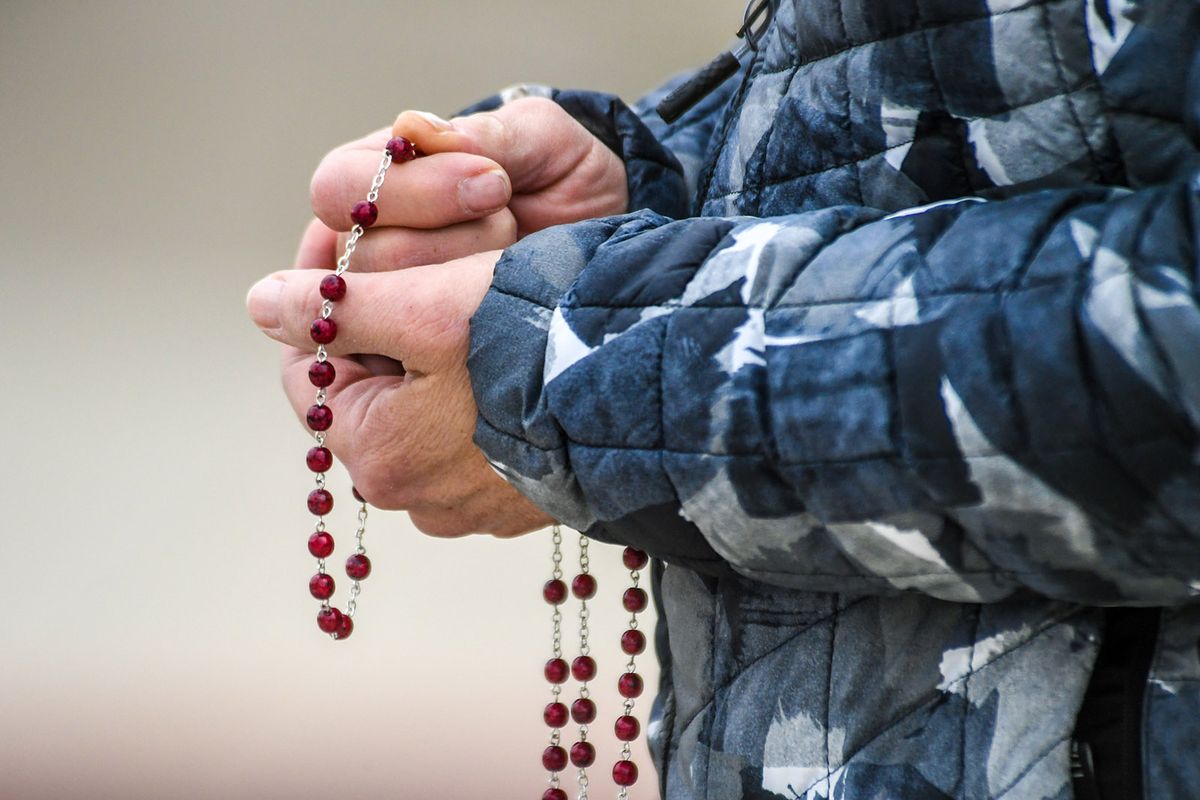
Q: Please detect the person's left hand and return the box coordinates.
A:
[246,248,554,538]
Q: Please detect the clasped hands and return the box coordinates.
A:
[246,98,628,537]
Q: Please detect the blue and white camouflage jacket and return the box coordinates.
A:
[466,1,1200,797]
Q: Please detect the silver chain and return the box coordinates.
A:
[335,151,390,277]
[576,535,591,800]
[345,501,369,618]
[548,525,564,790]
[617,564,642,800]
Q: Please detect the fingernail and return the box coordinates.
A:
[246,274,284,329]
[458,170,509,213]
[415,110,453,131]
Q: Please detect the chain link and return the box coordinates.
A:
[547,525,564,788]
[576,534,591,800]
[355,502,369,553]
[364,149,391,203]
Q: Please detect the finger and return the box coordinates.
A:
[281,349,473,511]
[246,256,494,372]
[279,344,409,454]
[393,97,627,232]
[310,132,512,230]
[294,218,338,269]
[333,210,516,272]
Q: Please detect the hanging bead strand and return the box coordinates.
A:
[304,136,418,640]
[542,525,569,800]
[570,535,598,797]
[613,547,649,795]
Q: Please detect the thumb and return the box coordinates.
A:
[393,97,597,194]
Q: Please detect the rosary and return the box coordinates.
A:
[299,135,647,798]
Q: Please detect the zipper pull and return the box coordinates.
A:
[656,0,775,124]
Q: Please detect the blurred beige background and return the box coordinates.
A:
[0,2,734,798]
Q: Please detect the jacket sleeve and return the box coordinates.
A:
[468,176,1200,605]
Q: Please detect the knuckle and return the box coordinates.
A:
[490,210,518,246]
[472,110,514,153]
[285,277,320,338]
[509,95,561,119]
[309,151,351,226]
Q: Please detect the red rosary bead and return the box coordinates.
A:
[543,702,569,728]
[335,613,354,640]
[542,579,567,605]
[309,573,335,600]
[345,553,371,580]
[570,698,596,724]
[544,658,569,684]
[541,789,567,800]
[308,360,336,387]
[618,672,644,698]
[571,655,596,682]
[621,628,647,655]
[386,136,417,162]
[615,714,640,742]
[306,446,333,473]
[622,547,649,570]
[307,531,335,558]
[307,489,334,516]
[319,273,346,302]
[350,200,378,227]
[623,587,648,613]
[613,760,639,787]
[316,606,343,634]
[541,745,568,772]
[570,573,597,600]
[569,741,596,769]
[306,404,333,431]
[310,317,338,345]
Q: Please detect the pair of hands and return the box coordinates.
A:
[246,98,627,537]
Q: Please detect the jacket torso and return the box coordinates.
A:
[642,1,1200,797]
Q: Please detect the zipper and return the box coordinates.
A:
[656,0,777,124]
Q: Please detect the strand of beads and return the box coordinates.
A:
[569,535,598,797]
[541,525,570,800]
[613,547,649,794]
[305,135,418,640]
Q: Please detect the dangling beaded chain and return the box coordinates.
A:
[542,526,570,799]
[569,535,598,794]
[304,135,419,640]
[615,546,649,794]
[542,527,649,798]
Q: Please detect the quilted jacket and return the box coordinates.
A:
[467,1,1200,797]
